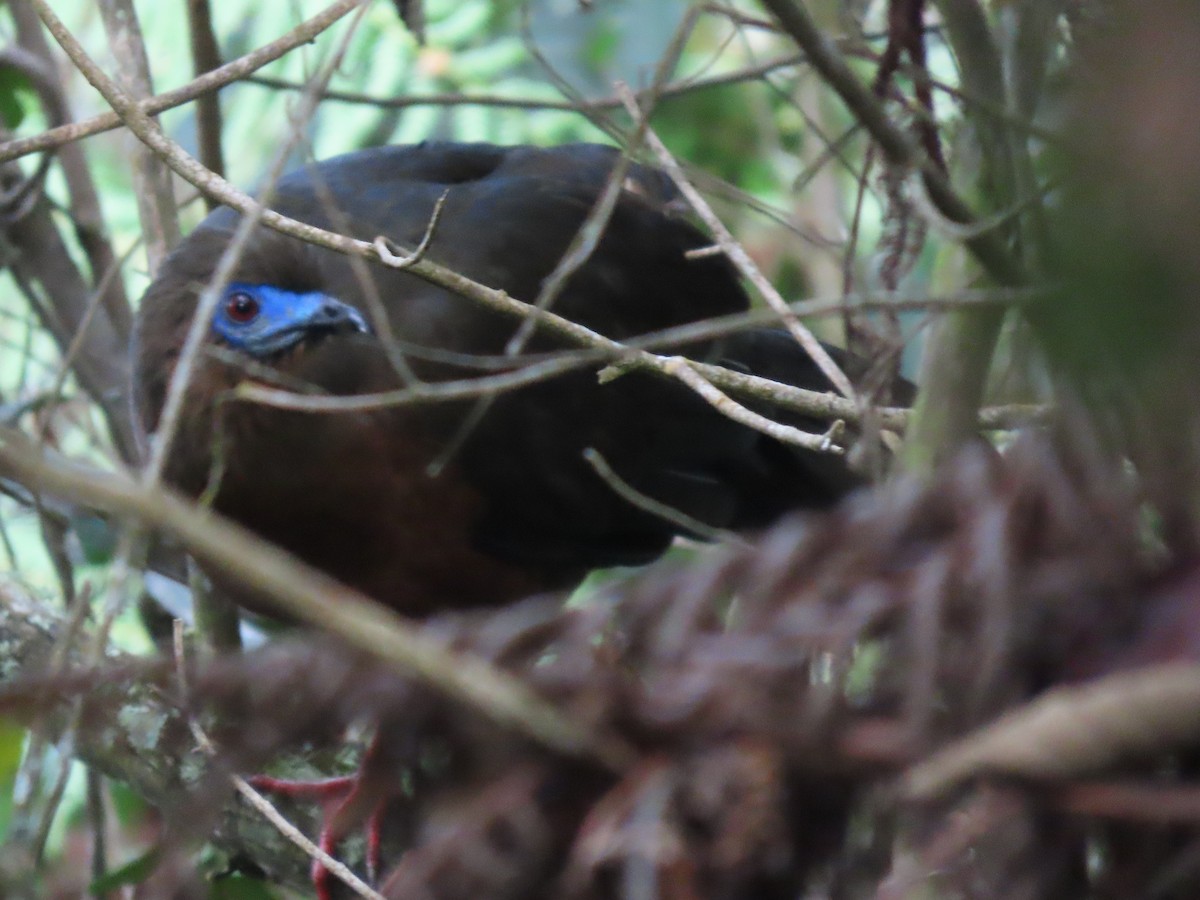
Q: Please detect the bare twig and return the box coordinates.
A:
[0,427,636,772]
[5,4,136,456]
[426,6,701,476]
[661,356,839,452]
[185,0,226,200]
[243,52,808,113]
[0,0,363,166]
[2,165,138,459]
[372,187,449,268]
[97,0,181,267]
[583,448,743,544]
[906,664,1200,799]
[230,776,384,898]
[1054,781,1200,823]
[38,239,141,451]
[900,0,1025,470]
[616,81,857,402]
[172,622,385,899]
[233,289,1045,432]
[758,0,1023,286]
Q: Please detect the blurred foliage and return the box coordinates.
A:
[13,0,1195,894]
[0,67,32,128]
[0,0,983,890]
[5,2,907,889]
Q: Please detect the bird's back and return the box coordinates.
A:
[133,142,860,613]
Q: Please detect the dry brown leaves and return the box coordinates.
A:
[176,433,1200,898]
[11,433,1200,897]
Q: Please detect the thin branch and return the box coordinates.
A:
[370,187,447,268]
[0,426,636,773]
[97,0,180,266]
[652,356,838,453]
[616,81,857,402]
[0,589,339,891]
[905,664,1200,799]
[185,0,226,201]
[583,448,743,544]
[230,775,383,897]
[2,163,138,459]
[34,0,1044,456]
[428,6,703,476]
[232,288,1045,432]
[0,0,363,165]
[40,240,140,451]
[7,4,133,340]
[173,622,385,899]
[244,51,811,113]
[758,0,1024,287]
[1054,781,1200,823]
[902,0,1024,471]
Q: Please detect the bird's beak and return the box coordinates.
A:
[239,293,372,357]
[302,295,372,339]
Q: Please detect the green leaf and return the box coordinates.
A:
[71,513,118,565]
[209,873,281,899]
[0,720,27,840]
[0,720,25,778]
[583,22,619,70]
[88,847,162,892]
[0,67,33,129]
[107,777,150,827]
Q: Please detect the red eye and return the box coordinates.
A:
[225,291,260,323]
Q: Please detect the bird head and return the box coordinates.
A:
[210,281,370,358]
[130,225,380,478]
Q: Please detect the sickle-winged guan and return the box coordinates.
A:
[132,141,862,616]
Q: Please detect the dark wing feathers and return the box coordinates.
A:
[134,142,859,608]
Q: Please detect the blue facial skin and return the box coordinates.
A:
[211,282,370,357]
